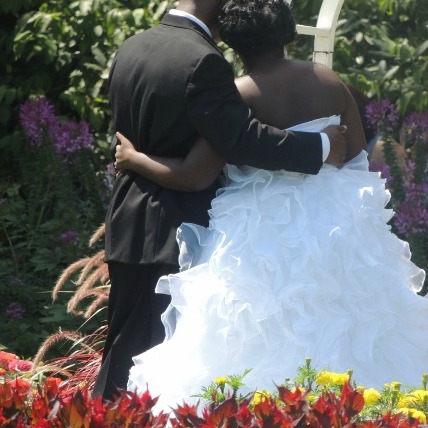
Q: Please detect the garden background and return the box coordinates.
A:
[0,0,427,365]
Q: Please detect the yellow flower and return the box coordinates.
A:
[306,393,316,403]
[316,371,349,386]
[316,371,333,386]
[215,377,228,386]
[363,388,382,405]
[398,408,427,424]
[398,390,428,408]
[390,382,402,391]
[397,396,415,408]
[330,373,350,386]
[252,390,270,406]
[411,389,428,402]
[411,410,427,424]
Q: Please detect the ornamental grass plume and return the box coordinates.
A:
[52,223,108,318]
[31,327,106,392]
[29,224,109,391]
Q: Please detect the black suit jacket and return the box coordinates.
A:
[105,14,323,265]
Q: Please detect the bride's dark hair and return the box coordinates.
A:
[219,0,297,57]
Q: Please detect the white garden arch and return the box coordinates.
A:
[289,0,345,68]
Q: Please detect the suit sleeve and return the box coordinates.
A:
[185,53,323,174]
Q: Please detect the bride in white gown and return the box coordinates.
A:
[115,0,428,413]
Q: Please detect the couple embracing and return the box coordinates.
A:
[94,0,428,411]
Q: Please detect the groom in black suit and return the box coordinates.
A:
[93,0,347,400]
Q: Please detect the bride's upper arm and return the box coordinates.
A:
[341,83,368,161]
[181,136,226,191]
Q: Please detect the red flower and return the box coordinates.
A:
[234,402,254,426]
[0,407,10,425]
[31,394,49,420]
[33,420,56,428]
[340,381,364,417]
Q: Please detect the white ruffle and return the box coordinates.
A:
[128,116,427,413]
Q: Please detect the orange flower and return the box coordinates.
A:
[0,382,14,408]
[31,394,49,420]
[43,377,63,397]
[0,351,18,369]
[0,368,6,376]
[1,378,32,410]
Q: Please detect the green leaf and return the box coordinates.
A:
[415,40,428,56]
[91,46,107,67]
[383,65,400,80]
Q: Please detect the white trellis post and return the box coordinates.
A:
[288,0,345,69]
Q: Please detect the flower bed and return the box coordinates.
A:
[1,352,427,427]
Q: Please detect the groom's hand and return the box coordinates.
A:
[323,125,347,168]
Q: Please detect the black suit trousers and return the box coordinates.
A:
[93,261,177,400]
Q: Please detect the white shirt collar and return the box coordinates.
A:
[168,9,212,38]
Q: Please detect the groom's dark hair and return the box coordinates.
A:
[219,0,297,57]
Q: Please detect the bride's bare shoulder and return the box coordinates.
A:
[288,59,342,83]
[234,75,261,106]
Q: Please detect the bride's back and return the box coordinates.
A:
[235,58,366,160]
[236,59,343,129]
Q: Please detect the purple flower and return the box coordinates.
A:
[9,278,25,287]
[369,160,393,185]
[4,302,25,320]
[401,111,428,150]
[60,229,79,245]
[365,99,399,135]
[393,161,428,234]
[106,163,115,177]
[49,120,94,158]
[404,182,428,200]
[20,97,94,158]
[19,97,57,148]
[394,200,428,235]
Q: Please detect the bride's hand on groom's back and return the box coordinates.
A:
[323,125,347,168]
[115,132,136,171]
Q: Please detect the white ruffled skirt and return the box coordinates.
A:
[128,117,427,412]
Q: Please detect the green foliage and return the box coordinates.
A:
[0,0,174,358]
[290,0,428,115]
[0,99,109,357]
